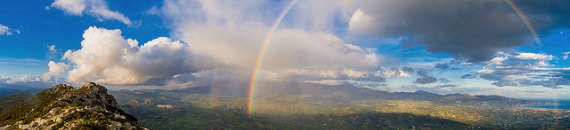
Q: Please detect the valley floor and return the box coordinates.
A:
[111,89,570,129]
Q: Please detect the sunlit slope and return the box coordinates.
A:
[110,83,569,129]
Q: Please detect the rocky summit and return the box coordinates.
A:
[0,82,146,130]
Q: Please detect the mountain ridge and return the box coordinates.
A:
[0,82,146,130]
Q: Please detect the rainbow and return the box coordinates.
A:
[507,0,563,126]
[505,0,541,44]
[247,0,299,116]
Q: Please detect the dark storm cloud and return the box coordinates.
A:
[448,60,461,65]
[415,69,437,84]
[435,84,459,88]
[416,69,428,77]
[439,78,451,84]
[416,69,429,77]
[349,0,570,62]
[435,63,449,70]
[460,74,477,79]
[402,67,414,73]
[523,90,547,94]
[415,77,438,84]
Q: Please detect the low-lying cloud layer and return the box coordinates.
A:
[477,52,570,88]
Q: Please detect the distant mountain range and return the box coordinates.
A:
[0,88,41,99]
[1,81,542,107]
[117,81,545,107]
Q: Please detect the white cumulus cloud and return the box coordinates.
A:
[62,26,212,85]
[58,0,385,86]
[48,45,57,54]
[514,52,553,61]
[0,24,19,35]
[61,25,382,86]
[50,0,133,26]
[41,61,69,82]
[154,0,383,84]
[562,52,570,60]
[485,57,508,65]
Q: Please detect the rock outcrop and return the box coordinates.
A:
[0,82,146,130]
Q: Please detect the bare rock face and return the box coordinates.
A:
[0,82,147,130]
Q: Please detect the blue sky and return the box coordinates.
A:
[1,0,569,99]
